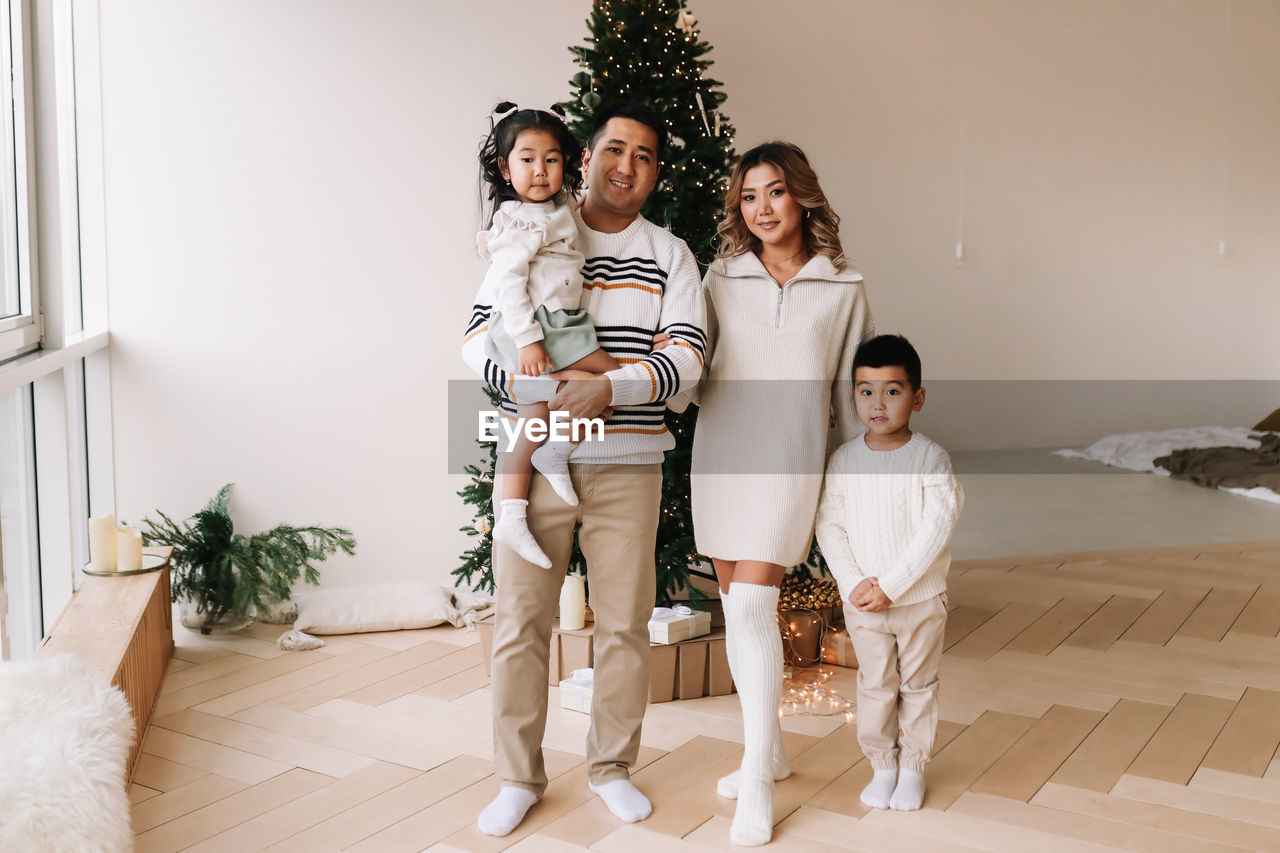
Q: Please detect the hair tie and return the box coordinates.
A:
[491,102,567,127]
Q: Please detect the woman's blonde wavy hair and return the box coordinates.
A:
[715,141,845,268]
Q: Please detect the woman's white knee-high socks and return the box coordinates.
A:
[717,589,791,800]
[723,582,784,847]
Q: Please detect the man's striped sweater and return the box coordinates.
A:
[462,205,707,465]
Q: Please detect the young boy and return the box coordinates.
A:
[815,334,963,812]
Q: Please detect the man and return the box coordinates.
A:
[460,102,707,837]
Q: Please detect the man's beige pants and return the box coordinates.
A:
[491,462,661,796]
[843,594,948,773]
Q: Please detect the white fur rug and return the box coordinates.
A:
[0,654,135,853]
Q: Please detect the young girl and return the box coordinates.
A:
[477,102,621,568]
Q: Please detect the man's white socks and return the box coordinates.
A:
[890,768,926,811]
[493,499,551,568]
[860,768,898,809]
[531,441,578,505]
[589,779,652,823]
[476,786,539,837]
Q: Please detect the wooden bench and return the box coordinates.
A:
[35,545,174,780]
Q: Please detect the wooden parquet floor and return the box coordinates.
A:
[132,540,1280,852]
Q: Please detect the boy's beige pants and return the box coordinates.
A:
[843,595,948,773]
[490,462,661,796]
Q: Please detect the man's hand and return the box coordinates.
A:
[548,369,613,420]
[518,342,553,377]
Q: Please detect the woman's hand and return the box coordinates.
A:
[652,332,672,351]
[519,342,553,376]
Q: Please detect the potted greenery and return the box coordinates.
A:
[139,484,356,634]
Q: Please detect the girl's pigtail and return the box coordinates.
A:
[479,102,520,228]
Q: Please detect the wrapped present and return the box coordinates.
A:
[648,604,711,644]
[559,668,594,713]
[820,626,858,668]
[649,629,733,701]
[476,616,593,686]
[477,616,734,702]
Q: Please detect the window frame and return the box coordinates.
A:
[0,0,39,361]
[0,0,111,660]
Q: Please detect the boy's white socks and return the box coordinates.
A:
[531,441,578,505]
[716,587,791,799]
[724,582,783,847]
[476,786,539,836]
[890,768,926,811]
[589,779,652,823]
[492,499,551,568]
[861,768,898,809]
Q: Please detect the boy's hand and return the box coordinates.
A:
[849,578,876,608]
[519,342,553,377]
[858,585,891,612]
[851,577,891,612]
[652,332,672,351]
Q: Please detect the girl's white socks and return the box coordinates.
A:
[724,582,783,847]
[476,786,539,836]
[589,779,652,823]
[861,768,899,809]
[531,441,578,505]
[492,499,551,568]
[890,768,926,811]
[716,588,791,800]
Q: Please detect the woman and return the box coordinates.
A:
[691,142,873,846]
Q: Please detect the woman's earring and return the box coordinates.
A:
[804,210,811,219]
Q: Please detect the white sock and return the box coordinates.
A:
[717,588,791,800]
[861,768,898,809]
[531,441,578,505]
[725,582,782,847]
[890,768,926,811]
[589,779,651,823]
[476,786,539,836]
[492,499,551,568]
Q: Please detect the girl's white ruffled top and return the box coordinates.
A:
[690,251,874,566]
[476,200,585,348]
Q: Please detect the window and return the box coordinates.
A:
[0,0,38,362]
[0,0,111,660]
[0,383,40,660]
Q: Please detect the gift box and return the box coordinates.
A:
[476,616,594,686]
[476,616,734,702]
[649,628,733,702]
[559,668,594,713]
[820,626,858,668]
[648,605,711,644]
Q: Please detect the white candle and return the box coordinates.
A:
[559,574,586,631]
[116,526,143,571]
[88,513,117,571]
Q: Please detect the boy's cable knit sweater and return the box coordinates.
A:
[815,432,964,605]
[462,206,706,465]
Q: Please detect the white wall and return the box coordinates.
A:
[99,1,1280,590]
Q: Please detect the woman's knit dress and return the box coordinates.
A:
[691,251,874,565]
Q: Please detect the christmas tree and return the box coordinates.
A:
[564,0,737,605]
[454,1,826,602]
